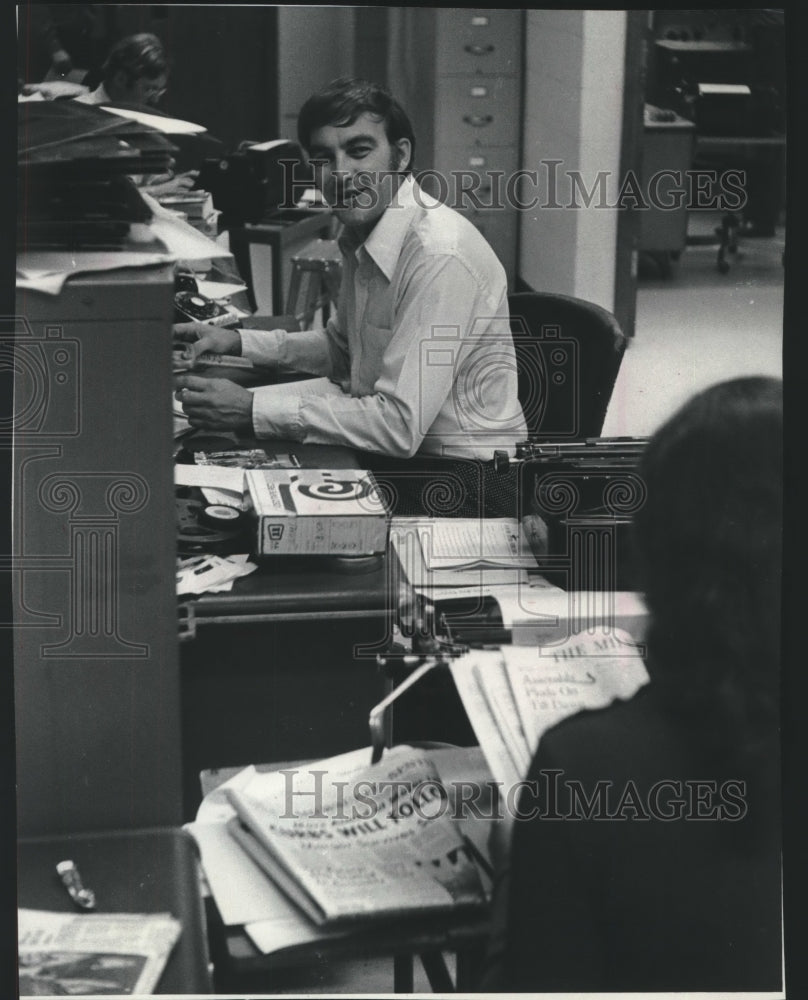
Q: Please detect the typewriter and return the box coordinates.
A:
[496,437,648,591]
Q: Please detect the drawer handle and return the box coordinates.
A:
[463,114,494,128]
[464,43,495,56]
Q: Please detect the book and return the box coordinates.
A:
[224,745,488,928]
[449,630,650,788]
[17,908,181,996]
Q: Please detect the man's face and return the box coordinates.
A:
[307,112,412,236]
[111,70,167,107]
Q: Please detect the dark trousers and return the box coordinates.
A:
[362,454,519,519]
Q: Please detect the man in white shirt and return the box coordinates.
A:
[175,78,526,511]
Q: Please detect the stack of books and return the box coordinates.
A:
[155,190,219,237]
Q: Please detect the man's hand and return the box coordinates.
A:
[173,323,241,365]
[22,80,89,100]
[144,170,200,197]
[174,375,253,431]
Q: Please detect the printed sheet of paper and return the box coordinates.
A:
[18,908,181,996]
[472,660,532,780]
[174,464,246,493]
[502,630,650,753]
[391,520,529,591]
[449,651,523,789]
[417,518,535,570]
[495,588,649,645]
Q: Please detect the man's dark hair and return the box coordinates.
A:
[102,32,167,87]
[297,77,416,171]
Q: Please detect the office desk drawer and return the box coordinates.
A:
[436,76,521,148]
[436,9,521,76]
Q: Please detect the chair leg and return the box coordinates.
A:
[419,951,455,992]
[455,945,486,991]
[285,266,303,325]
[393,954,414,993]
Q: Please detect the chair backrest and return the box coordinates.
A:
[508,291,627,440]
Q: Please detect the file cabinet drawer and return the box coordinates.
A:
[430,145,520,210]
[435,76,521,148]
[436,9,522,76]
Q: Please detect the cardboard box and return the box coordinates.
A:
[246,469,389,556]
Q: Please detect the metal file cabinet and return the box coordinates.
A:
[12,266,182,835]
[397,8,524,286]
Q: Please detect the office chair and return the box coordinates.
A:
[507,291,627,440]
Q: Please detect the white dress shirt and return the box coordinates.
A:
[73,83,112,105]
[241,175,527,460]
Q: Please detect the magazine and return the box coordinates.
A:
[225,745,488,928]
[17,908,181,996]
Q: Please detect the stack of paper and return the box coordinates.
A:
[185,746,495,957]
[18,100,175,252]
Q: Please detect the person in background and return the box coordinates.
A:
[481,376,783,992]
[74,33,198,198]
[174,77,527,517]
[74,31,169,108]
[20,4,118,88]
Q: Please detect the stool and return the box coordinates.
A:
[285,238,342,329]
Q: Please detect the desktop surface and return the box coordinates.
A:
[18,827,213,995]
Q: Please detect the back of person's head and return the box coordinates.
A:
[297,77,416,170]
[102,33,167,88]
[632,376,782,764]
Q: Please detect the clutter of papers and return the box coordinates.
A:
[186,746,494,956]
[176,554,258,595]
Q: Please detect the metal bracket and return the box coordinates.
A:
[177,602,197,642]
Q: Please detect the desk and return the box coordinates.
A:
[177,438,392,636]
[176,438,396,819]
[18,827,213,995]
[696,133,787,154]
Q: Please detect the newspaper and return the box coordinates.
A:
[17,908,181,996]
[226,745,488,926]
[450,630,650,787]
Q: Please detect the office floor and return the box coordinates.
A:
[603,212,785,438]
[208,213,785,997]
